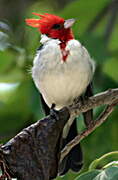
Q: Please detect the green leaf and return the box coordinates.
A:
[89,151,118,170]
[75,170,100,180]
[103,161,118,169]
[75,167,118,180]
[94,167,118,180]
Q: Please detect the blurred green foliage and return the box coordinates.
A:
[0,0,118,179]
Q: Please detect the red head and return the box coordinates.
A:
[25,13,75,42]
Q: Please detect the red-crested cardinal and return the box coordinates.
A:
[26,13,95,176]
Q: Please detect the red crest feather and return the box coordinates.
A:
[25,13,65,34]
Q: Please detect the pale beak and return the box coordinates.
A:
[64,19,76,29]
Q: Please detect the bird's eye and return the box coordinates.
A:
[52,24,62,29]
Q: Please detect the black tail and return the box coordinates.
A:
[59,119,83,176]
[40,94,83,175]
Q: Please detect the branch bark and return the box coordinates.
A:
[0,88,118,180]
[60,88,118,162]
[60,103,117,162]
[69,88,118,117]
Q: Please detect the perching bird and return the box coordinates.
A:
[26,13,95,176]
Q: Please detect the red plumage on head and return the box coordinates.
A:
[26,12,74,43]
[25,13,65,34]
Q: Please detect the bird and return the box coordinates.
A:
[26,13,95,176]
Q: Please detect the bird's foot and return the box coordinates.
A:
[86,120,95,129]
[73,97,82,105]
[81,96,94,128]
[50,103,59,121]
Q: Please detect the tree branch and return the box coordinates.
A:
[60,103,117,162]
[69,88,118,117]
[60,89,118,162]
[0,88,118,180]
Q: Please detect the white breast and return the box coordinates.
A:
[32,35,95,110]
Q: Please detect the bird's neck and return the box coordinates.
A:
[59,29,74,43]
[59,30,74,61]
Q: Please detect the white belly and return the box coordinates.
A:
[32,38,95,110]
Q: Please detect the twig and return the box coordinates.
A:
[69,88,118,117]
[60,89,118,162]
[0,160,11,180]
[60,102,118,162]
[0,146,12,180]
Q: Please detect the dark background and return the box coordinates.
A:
[0,0,118,179]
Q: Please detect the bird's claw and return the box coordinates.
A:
[50,103,59,121]
[86,120,95,129]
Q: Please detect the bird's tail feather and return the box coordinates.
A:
[59,119,83,175]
